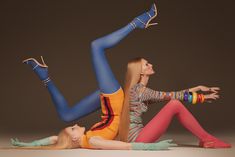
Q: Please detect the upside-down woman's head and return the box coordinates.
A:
[10,124,85,150]
[46,124,85,149]
[64,124,85,146]
[56,124,85,149]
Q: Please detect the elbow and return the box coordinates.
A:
[91,39,103,52]
[59,115,72,123]
[89,137,101,149]
[91,40,98,49]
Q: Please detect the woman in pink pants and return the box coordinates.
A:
[118,57,231,148]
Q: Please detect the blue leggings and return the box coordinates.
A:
[45,23,134,122]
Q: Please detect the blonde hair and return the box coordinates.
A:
[6,129,78,150]
[53,129,75,149]
[118,57,143,142]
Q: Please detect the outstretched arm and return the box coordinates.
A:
[89,136,131,150]
[88,136,176,150]
[191,85,220,93]
[136,84,220,104]
[11,136,58,147]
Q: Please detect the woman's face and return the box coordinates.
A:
[141,59,155,76]
[65,124,85,141]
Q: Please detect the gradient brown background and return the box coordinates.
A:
[0,0,234,135]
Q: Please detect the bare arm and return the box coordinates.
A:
[188,86,200,92]
[191,85,220,93]
[88,137,177,150]
[89,136,131,150]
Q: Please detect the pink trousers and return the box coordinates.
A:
[135,99,215,143]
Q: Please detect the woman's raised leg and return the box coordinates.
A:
[23,58,101,122]
[90,4,157,93]
[23,3,158,122]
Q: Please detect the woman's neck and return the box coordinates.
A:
[139,75,149,86]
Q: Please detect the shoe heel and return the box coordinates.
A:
[40,56,47,67]
[131,3,158,29]
[23,57,48,68]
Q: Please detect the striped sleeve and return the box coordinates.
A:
[138,85,189,103]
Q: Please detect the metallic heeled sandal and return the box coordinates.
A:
[130,3,158,29]
[23,56,50,85]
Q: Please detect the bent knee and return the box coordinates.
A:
[58,112,74,123]
[169,99,181,104]
[167,99,184,109]
[91,39,102,51]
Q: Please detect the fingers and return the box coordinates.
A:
[211,93,220,99]
[206,93,220,99]
[10,138,19,146]
[10,138,15,145]
[214,94,220,99]
[10,138,25,146]
[211,87,220,90]
[209,87,220,93]
[205,95,219,103]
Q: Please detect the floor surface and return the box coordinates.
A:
[0,132,234,157]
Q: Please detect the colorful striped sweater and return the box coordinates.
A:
[127,83,189,142]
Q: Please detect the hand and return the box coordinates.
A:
[199,86,220,93]
[154,139,178,149]
[11,138,44,147]
[131,139,177,151]
[204,93,220,103]
[11,138,27,147]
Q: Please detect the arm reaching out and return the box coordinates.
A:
[197,85,220,93]
[135,83,220,104]
[89,136,131,150]
[88,136,177,150]
[11,136,58,147]
[135,84,190,102]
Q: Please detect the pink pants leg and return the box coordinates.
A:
[135,99,231,148]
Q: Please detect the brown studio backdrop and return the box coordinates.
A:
[0,0,234,135]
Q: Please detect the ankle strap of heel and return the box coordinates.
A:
[130,22,137,29]
[43,77,51,86]
[33,64,39,70]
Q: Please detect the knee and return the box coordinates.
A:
[167,99,184,110]
[91,39,102,52]
[59,115,71,123]
[169,99,181,104]
[91,40,98,49]
[58,110,73,123]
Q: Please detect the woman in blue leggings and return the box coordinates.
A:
[10,4,175,150]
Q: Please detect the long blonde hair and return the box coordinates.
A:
[118,57,143,142]
[5,129,77,150]
[52,129,75,149]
